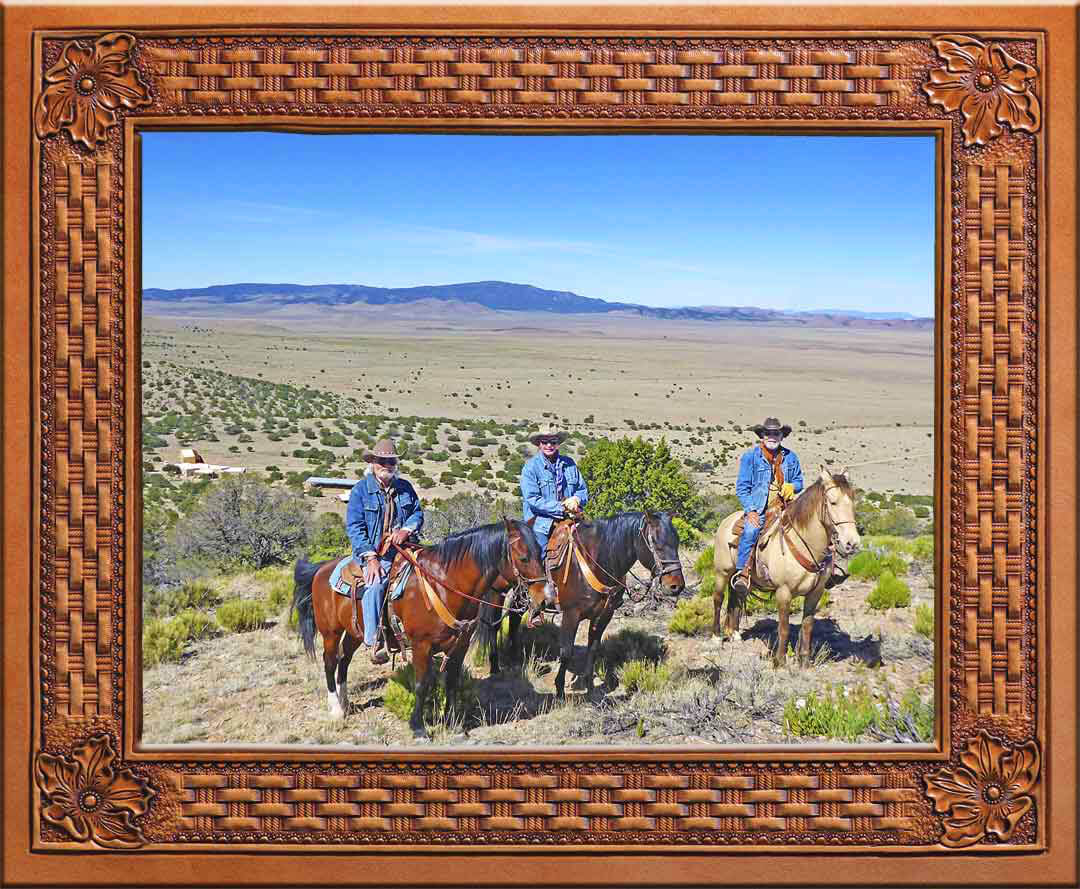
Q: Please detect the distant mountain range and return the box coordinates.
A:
[142,281,932,326]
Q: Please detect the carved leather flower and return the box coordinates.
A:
[924,34,1041,147]
[34,32,152,150]
[35,734,154,848]
[925,732,1039,848]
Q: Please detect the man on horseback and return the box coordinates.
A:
[730,417,803,599]
[520,423,590,607]
[345,439,425,664]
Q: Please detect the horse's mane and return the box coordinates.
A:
[585,511,676,567]
[786,474,855,532]
[430,520,540,572]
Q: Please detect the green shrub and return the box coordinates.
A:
[784,684,881,742]
[910,535,934,562]
[144,579,222,619]
[255,565,294,612]
[143,609,216,667]
[848,550,906,580]
[668,597,713,636]
[599,627,666,674]
[216,598,269,632]
[847,550,881,580]
[914,603,934,638]
[866,505,921,537]
[383,662,478,724]
[671,516,700,544]
[692,545,716,597]
[896,688,935,742]
[618,659,675,695]
[867,570,912,610]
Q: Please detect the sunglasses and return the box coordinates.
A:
[538,438,560,445]
[374,458,398,467]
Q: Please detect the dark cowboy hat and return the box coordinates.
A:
[362,439,400,463]
[751,417,792,439]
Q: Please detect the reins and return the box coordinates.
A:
[561,515,683,602]
[394,531,543,629]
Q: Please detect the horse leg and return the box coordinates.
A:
[554,611,581,700]
[507,611,523,668]
[580,605,615,691]
[798,588,826,668]
[715,569,735,639]
[409,641,436,739]
[443,647,469,726]
[773,586,793,669]
[335,632,361,716]
[323,632,344,720]
[487,621,501,677]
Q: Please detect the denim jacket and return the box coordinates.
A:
[520,452,589,538]
[735,445,804,513]
[345,473,424,560]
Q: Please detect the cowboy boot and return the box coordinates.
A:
[370,628,390,665]
[731,565,752,597]
[824,562,849,590]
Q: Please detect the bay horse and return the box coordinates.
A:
[480,511,685,698]
[292,517,550,737]
[712,467,860,667]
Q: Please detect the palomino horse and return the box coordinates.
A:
[480,511,685,698]
[292,518,550,737]
[712,468,860,667]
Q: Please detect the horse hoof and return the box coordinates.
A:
[326,691,345,721]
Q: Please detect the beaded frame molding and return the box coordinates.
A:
[5,4,1076,886]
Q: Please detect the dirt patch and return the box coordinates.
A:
[141,572,934,748]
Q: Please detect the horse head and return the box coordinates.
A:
[640,511,686,595]
[819,465,861,558]
[503,516,553,604]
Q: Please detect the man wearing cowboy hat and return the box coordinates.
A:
[731,417,805,598]
[520,423,590,605]
[345,438,425,664]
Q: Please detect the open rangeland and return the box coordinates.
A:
[140,304,935,746]
[141,554,934,747]
[142,304,934,502]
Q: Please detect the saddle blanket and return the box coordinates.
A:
[328,559,412,601]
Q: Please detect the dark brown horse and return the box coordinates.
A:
[292,517,550,737]
[481,511,686,698]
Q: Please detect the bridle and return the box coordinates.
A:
[502,531,547,607]
[638,517,684,581]
[782,481,856,572]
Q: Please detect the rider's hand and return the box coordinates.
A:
[746,511,761,528]
[563,496,581,513]
[390,527,411,546]
[364,557,381,586]
[780,482,795,500]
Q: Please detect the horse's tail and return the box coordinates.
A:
[291,557,321,659]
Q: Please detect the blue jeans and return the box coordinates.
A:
[361,555,394,646]
[534,528,550,558]
[736,515,762,570]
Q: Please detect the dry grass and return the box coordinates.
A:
[142,562,935,747]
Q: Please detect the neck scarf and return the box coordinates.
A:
[760,442,785,487]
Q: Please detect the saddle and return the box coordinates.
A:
[729,504,783,545]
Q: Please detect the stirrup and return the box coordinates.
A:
[731,571,751,595]
[824,566,849,590]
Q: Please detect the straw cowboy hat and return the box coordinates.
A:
[528,423,567,446]
[751,417,793,439]
[362,439,400,463]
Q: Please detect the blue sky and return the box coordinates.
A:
[141,131,935,314]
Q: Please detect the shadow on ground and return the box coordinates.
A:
[743,617,883,666]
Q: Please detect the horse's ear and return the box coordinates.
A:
[643,509,656,522]
[819,464,832,483]
[838,465,848,478]
[503,516,515,534]
[526,515,537,528]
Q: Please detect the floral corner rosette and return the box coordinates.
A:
[34,31,153,150]
[925,731,1040,848]
[924,34,1041,147]
[35,734,155,849]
